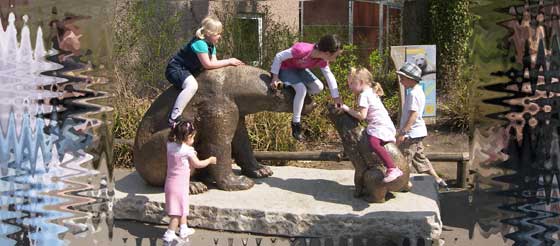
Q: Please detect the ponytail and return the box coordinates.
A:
[372,82,385,97]
[195,27,205,39]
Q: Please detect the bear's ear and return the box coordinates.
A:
[259,73,271,82]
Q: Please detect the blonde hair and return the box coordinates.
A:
[349,67,384,96]
[195,16,223,39]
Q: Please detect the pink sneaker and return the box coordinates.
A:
[383,168,403,183]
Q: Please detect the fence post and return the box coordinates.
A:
[457,159,468,188]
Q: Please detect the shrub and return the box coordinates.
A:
[113,0,186,98]
[112,0,186,167]
[111,96,151,168]
[430,0,474,92]
[114,143,134,169]
[112,97,151,140]
[438,63,476,131]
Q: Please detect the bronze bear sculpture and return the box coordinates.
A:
[327,105,411,203]
[133,65,315,193]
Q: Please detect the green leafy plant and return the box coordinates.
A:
[368,49,400,120]
[430,0,474,92]
[429,0,475,130]
[111,96,151,168]
[438,63,477,132]
[111,0,186,167]
[113,0,186,98]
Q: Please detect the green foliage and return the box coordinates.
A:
[368,49,400,120]
[113,0,186,97]
[112,98,151,140]
[114,143,134,169]
[429,0,475,130]
[430,0,474,92]
[245,112,296,158]
[216,3,298,69]
[111,0,187,167]
[111,97,151,168]
[368,49,384,73]
[439,64,477,131]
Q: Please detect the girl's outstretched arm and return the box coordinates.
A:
[320,66,340,99]
[188,155,217,169]
[198,53,244,70]
[341,105,367,121]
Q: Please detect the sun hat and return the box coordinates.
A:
[397,62,423,82]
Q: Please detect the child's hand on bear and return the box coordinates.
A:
[209,156,217,164]
[333,97,343,108]
[270,80,283,90]
[228,58,244,66]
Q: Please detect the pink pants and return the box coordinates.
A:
[368,135,396,169]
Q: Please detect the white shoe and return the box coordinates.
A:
[163,229,178,243]
[179,227,195,238]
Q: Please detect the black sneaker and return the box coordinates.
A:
[168,110,182,128]
[291,122,304,141]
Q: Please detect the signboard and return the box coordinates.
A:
[390,45,437,118]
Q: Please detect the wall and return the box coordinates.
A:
[303,0,349,26]
[208,0,299,32]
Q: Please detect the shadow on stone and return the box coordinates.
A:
[116,172,164,195]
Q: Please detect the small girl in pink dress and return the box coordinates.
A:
[163,121,216,243]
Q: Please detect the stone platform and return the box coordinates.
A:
[113,166,442,243]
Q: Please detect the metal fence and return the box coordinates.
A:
[301,0,403,57]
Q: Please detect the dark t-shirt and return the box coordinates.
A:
[171,37,216,74]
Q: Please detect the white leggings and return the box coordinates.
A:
[170,75,198,120]
[289,80,324,123]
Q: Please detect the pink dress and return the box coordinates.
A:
[165,142,197,216]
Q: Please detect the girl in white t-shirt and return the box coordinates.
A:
[341,68,403,183]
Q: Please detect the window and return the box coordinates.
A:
[233,13,263,66]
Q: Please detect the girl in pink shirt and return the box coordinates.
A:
[163,121,217,243]
[270,34,343,141]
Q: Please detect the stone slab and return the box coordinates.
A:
[113,166,442,242]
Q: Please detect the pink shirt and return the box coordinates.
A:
[270,42,340,98]
[280,42,328,70]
